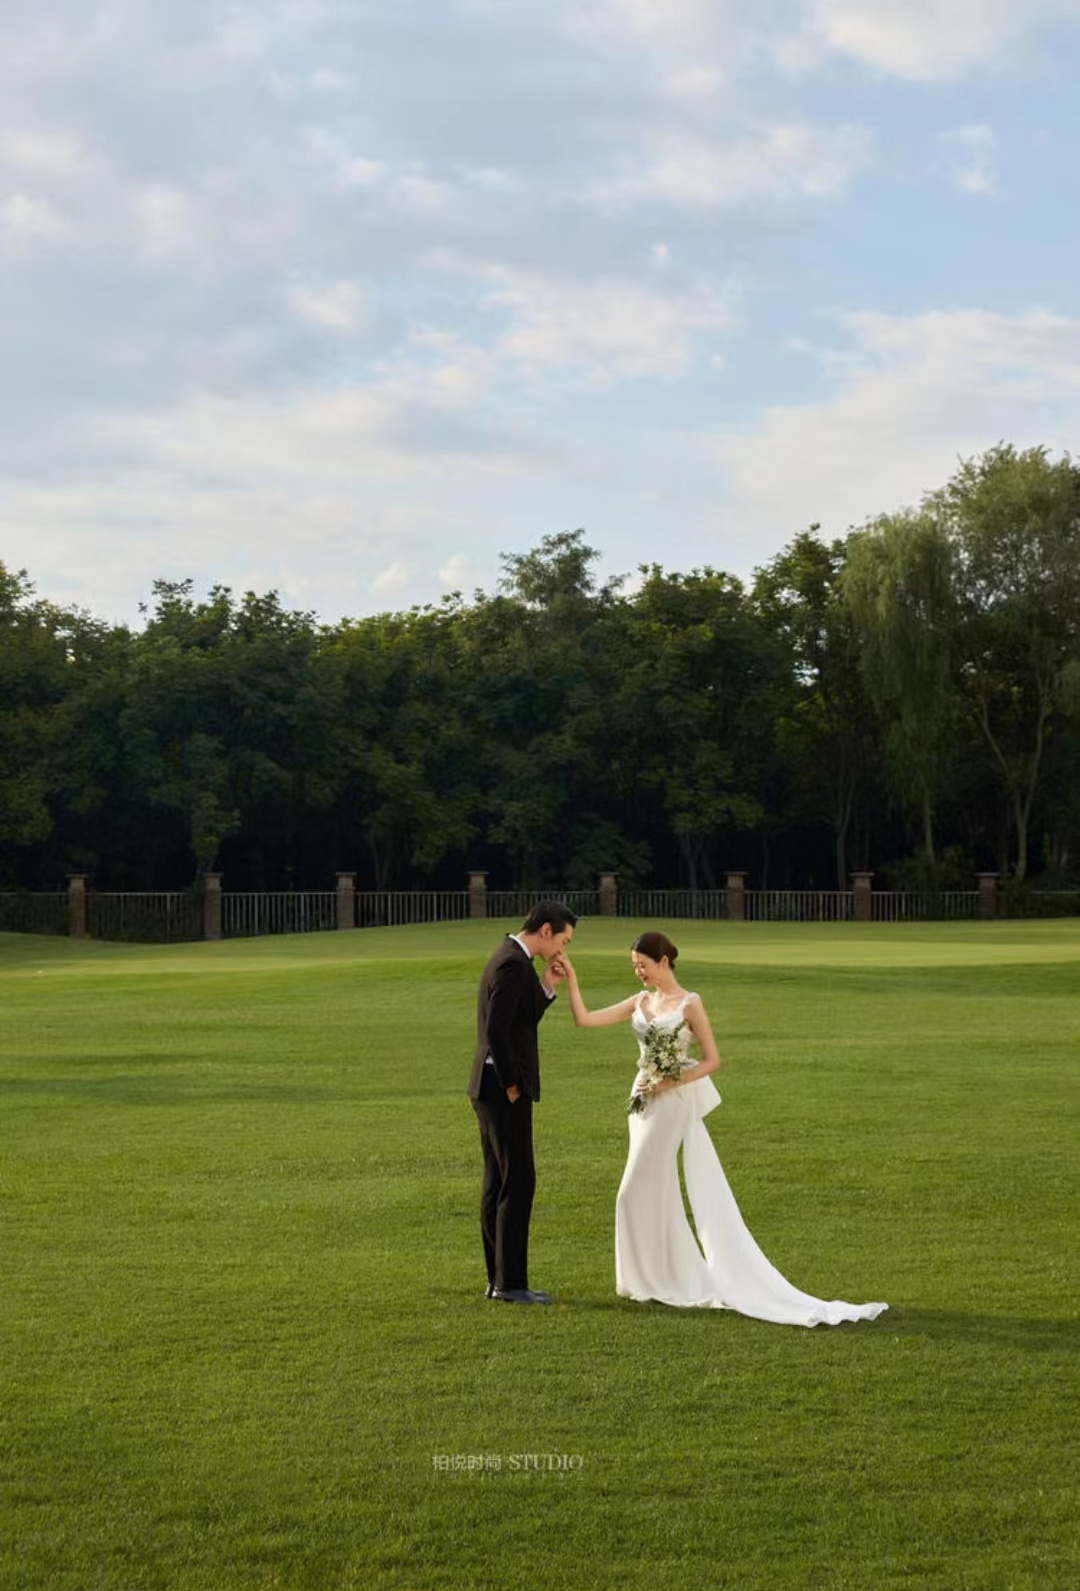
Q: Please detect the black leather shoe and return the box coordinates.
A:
[491,1288,554,1305]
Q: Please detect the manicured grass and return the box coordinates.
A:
[1,919,1077,1591]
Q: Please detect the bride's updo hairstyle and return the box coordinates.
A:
[631,930,678,967]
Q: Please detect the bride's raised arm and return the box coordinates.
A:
[557,953,639,1028]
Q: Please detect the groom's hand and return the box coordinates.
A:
[544,957,568,989]
[506,1084,521,1103]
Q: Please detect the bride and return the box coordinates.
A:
[559,931,887,1327]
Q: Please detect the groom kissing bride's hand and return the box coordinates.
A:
[467,901,578,1305]
[545,953,570,987]
[506,950,568,1102]
[468,915,889,1326]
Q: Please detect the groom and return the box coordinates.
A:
[467,900,577,1305]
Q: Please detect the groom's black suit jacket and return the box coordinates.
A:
[467,936,553,1103]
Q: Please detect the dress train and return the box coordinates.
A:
[615,996,887,1327]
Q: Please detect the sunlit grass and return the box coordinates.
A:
[1,920,1077,1590]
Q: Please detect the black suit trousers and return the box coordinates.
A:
[471,1064,536,1293]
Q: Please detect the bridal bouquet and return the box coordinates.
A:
[626,1021,687,1114]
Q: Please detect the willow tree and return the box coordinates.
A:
[931,444,1080,880]
[843,511,957,869]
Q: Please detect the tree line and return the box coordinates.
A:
[2,444,1078,895]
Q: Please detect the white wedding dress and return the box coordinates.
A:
[615,994,888,1326]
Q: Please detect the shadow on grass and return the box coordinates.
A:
[881,1306,1078,1353]
[511,1296,1078,1351]
[0,1075,349,1104]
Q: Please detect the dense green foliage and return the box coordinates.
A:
[2,444,1079,890]
[1,919,1077,1590]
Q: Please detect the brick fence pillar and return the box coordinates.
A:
[976,872,999,921]
[852,871,874,923]
[203,873,223,941]
[336,872,356,930]
[468,871,488,920]
[598,872,617,916]
[725,872,748,921]
[68,874,88,938]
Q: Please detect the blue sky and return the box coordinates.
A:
[2,0,1080,623]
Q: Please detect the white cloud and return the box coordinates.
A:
[618,567,648,597]
[421,251,740,381]
[310,68,349,91]
[575,0,711,39]
[0,472,431,624]
[0,131,85,174]
[938,123,997,196]
[326,140,453,212]
[663,66,724,97]
[0,192,67,238]
[291,279,370,332]
[115,381,532,487]
[484,270,739,379]
[338,155,386,188]
[334,153,456,213]
[437,551,480,589]
[798,0,1080,82]
[464,166,520,193]
[378,326,494,409]
[213,19,273,59]
[711,308,1080,538]
[392,168,453,213]
[133,184,195,256]
[560,0,1080,88]
[600,121,874,210]
[371,559,411,595]
[4,0,1080,633]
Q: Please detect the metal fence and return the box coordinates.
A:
[224,891,337,938]
[2,885,1079,943]
[617,889,731,920]
[998,889,1080,919]
[616,890,863,921]
[86,892,204,942]
[0,892,68,936]
[485,889,600,921]
[354,890,471,928]
[871,891,981,922]
[746,890,856,922]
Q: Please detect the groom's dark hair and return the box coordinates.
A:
[521,899,579,934]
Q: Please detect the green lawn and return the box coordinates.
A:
[1,919,1077,1591]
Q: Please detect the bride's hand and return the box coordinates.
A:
[553,952,575,980]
